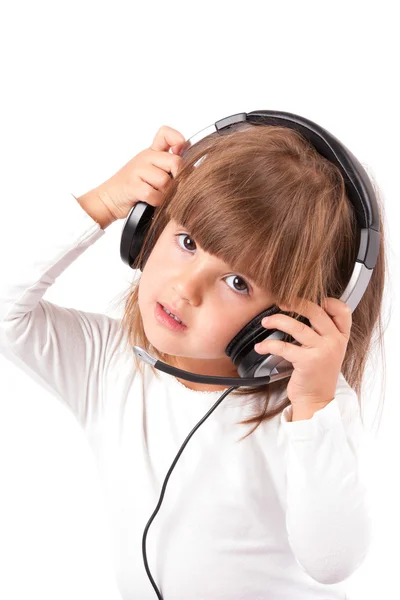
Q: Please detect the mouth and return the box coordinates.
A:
[155,302,187,330]
[159,301,186,325]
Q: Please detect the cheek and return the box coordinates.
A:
[209,307,256,348]
[198,306,238,347]
[137,270,159,317]
[139,248,167,298]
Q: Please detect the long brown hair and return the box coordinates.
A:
[111,123,389,439]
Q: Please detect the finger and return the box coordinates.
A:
[139,164,174,192]
[150,125,187,156]
[279,297,338,338]
[254,338,305,364]
[321,297,352,339]
[145,147,183,179]
[261,313,320,348]
[135,178,164,207]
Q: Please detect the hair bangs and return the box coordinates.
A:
[165,178,282,294]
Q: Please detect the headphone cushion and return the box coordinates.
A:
[225,305,282,362]
[226,305,312,369]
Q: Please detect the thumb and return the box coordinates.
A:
[170,141,189,156]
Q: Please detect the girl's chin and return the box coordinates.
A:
[142,315,227,361]
[143,331,184,358]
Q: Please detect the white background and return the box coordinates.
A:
[0,1,398,598]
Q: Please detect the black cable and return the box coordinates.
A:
[142,384,240,599]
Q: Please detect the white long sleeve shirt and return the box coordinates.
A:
[0,191,372,600]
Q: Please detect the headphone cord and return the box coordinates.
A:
[142,384,240,599]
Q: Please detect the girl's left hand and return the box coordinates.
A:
[254,297,352,407]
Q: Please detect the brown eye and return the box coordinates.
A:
[182,234,196,251]
[225,275,249,295]
[176,233,196,252]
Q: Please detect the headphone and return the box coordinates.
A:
[120,110,381,388]
[119,110,381,599]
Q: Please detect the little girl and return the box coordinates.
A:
[0,120,386,600]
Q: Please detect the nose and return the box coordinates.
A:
[172,261,209,306]
[172,278,199,306]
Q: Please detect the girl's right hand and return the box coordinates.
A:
[95,125,187,221]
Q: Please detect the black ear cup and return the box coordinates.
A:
[120,202,155,269]
[226,305,281,359]
[225,306,311,378]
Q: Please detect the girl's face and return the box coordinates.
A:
[138,219,275,391]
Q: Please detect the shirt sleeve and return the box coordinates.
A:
[277,371,373,585]
[0,191,122,430]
